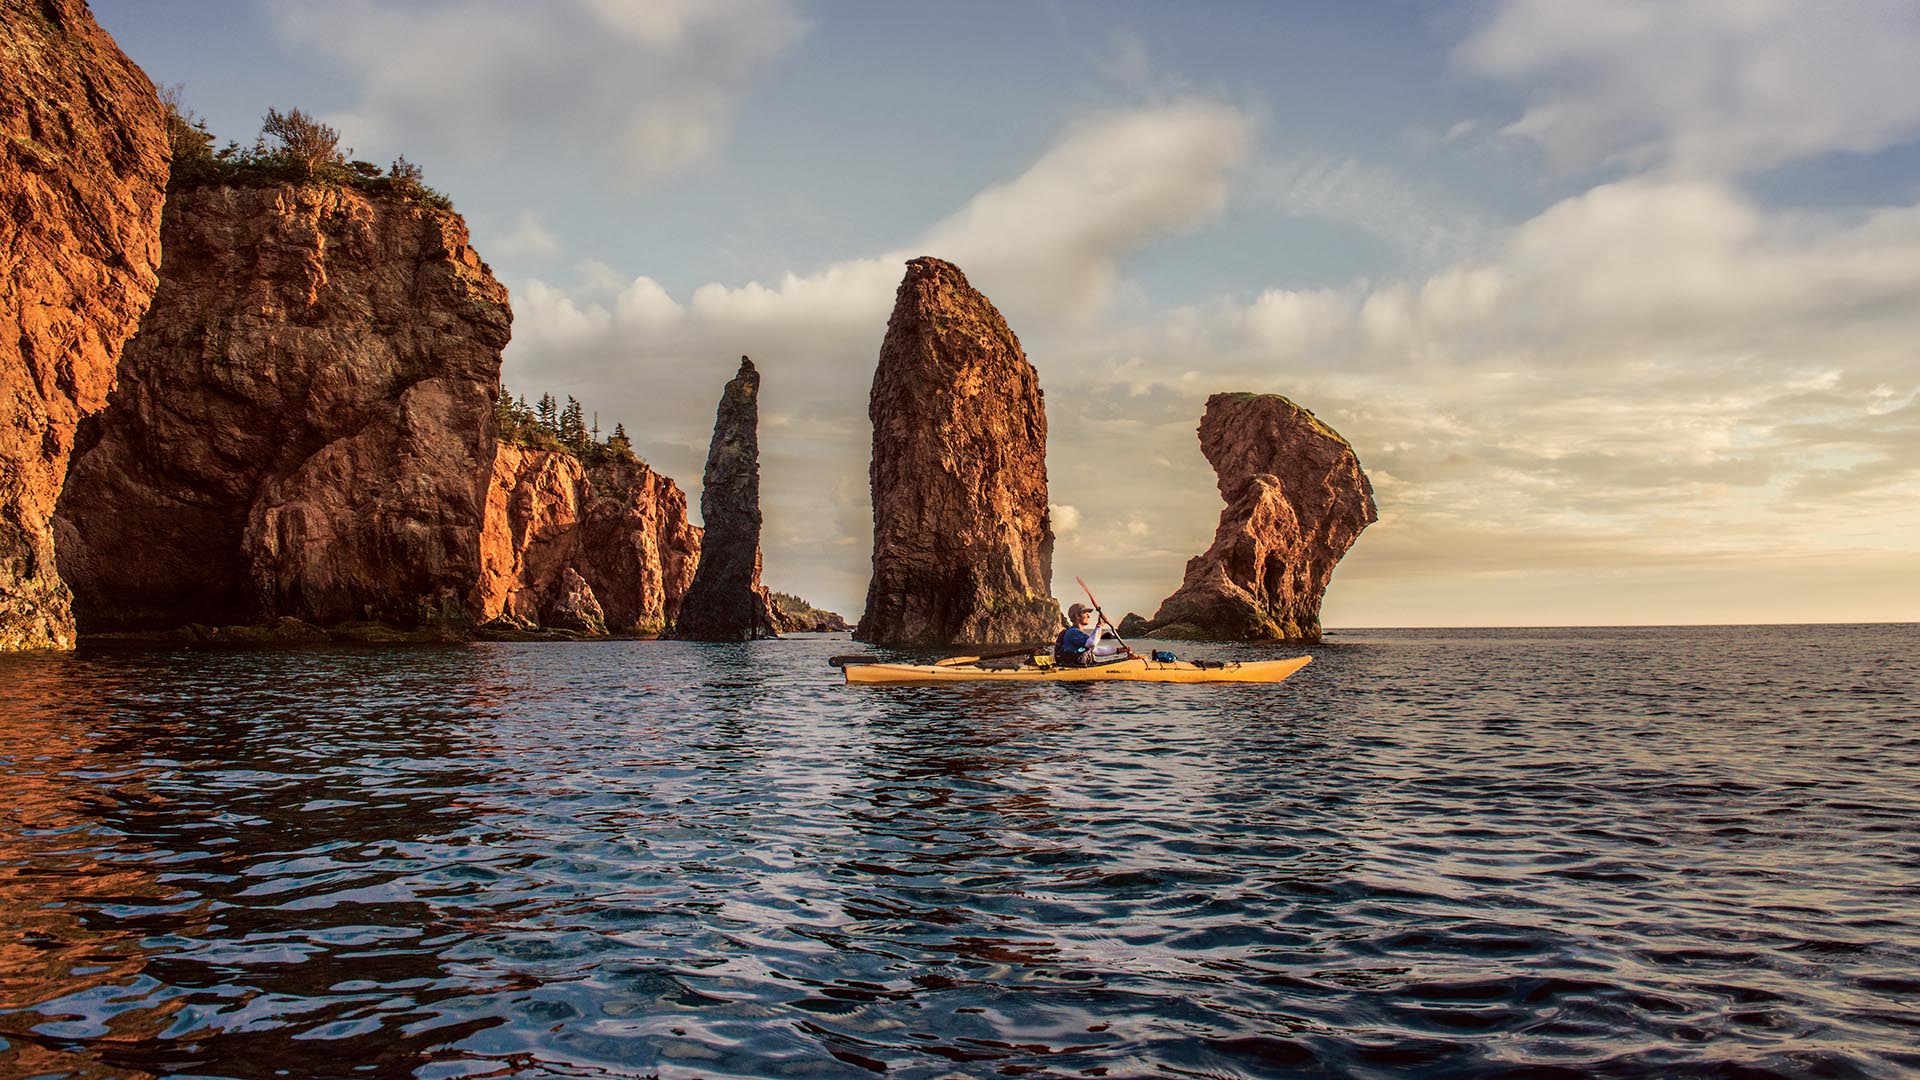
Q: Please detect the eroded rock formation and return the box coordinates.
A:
[856,258,1057,647]
[1134,392,1375,642]
[674,357,779,641]
[54,182,512,632]
[476,444,700,634]
[0,0,168,650]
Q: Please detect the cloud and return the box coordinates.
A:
[487,211,562,262]
[1456,0,1920,175]
[272,0,804,182]
[924,100,1254,321]
[1244,153,1491,266]
[1024,176,1920,620]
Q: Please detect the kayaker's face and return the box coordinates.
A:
[1077,611,1096,630]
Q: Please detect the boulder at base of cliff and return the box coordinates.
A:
[54,182,512,635]
[546,568,607,635]
[674,357,780,641]
[855,258,1058,647]
[1137,393,1375,643]
[0,0,168,651]
[477,443,698,634]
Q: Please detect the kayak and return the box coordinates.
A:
[843,654,1311,685]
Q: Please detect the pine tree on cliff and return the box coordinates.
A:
[536,393,558,436]
[560,397,588,453]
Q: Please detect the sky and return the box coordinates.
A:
[92,0,1920,627]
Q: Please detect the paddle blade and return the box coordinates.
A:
[828,653,882,668]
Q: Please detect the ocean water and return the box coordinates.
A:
[2,625,1916,1079]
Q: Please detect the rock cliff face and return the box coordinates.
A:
[674,357,779,641]
[1135,392,1375,642]
[856,258,1057,647]
[476,444,699,634]
[0,0,168,650]
[54,182,512,632]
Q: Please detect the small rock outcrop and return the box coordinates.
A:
[476,444,700,634]
[1135,392,1376,642]
[770,592,851,633]
[674,357,779,641]
[54,182,512,633]
[0,0,169,650]
[856,258,1058,647]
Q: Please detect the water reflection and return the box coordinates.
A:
[1,648,521,1078]
[1,628,1916,1078]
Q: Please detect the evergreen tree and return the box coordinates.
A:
[536,392,558,435]
[560,396,588,453]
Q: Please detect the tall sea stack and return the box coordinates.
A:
[1130,392,1375,643]
[674,357,778,641]
[0,0,169,650]
[54,182,512,633]
[856,258,1057,647]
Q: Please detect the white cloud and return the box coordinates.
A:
[1245,153,1490,266]
[923,100,1254,322]
[1456,0,1920,175]
[273,0,804,182]
[488,211,561,262]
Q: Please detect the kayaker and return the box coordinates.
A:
[1055,603,1121,665]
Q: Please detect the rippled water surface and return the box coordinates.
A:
[3,625,1918,1078]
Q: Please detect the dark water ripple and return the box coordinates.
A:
[3,625,1918,1078]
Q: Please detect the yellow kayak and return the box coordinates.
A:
[843,654,1311,685]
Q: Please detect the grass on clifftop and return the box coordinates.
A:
[163,89,453,211]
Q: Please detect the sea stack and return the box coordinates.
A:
[856,258,1058,647]
[673,357,779,641]
[477,444,700,634]
[54,182,512,633]
[0,0,169,651]
[1130,392,1375,642]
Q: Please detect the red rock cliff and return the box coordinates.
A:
[856,257,1058,647]
[54,182,512,631]
[675,357,779,641]
[1137,392,1375,642]
[477,444,700,634]
[0,0,168,650]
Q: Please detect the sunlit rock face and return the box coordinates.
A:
[674,357,780,641]
[0,0,168,650]
[55,183,511,632]
[856,257,1058,647]
[1135,392,1376,643]
[477,444,700,635]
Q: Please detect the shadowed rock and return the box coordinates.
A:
[55,182,511,633]
[0,0,168,650]
[1135,392,1376,642]
[674,357,779,641]
[856,258,1058,647]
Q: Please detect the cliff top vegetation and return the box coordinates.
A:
[161,87,453,210]
[494,384,640,468]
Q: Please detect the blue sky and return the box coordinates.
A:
[94,1,1920,625]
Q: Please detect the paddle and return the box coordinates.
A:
[1075,576,1133,658]
[935,645,1039,667]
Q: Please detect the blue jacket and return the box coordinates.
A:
[1054,626,1094,665]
